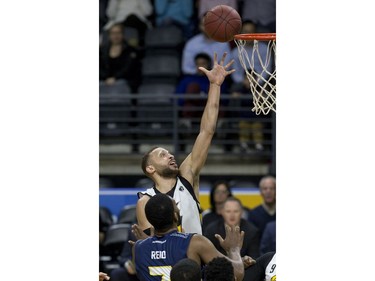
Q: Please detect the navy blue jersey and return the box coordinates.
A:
[134,230,195,281]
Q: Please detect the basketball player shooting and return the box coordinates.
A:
[136,52,235,236]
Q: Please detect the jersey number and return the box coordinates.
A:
[149,265,172,281]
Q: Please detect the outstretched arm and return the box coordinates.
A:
[179,52,235,198]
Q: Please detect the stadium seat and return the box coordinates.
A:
[99,92,133,136]
[99,80,132,95]
[144,25,184,55]
[136,82,175,136]
[141,54,181,84]
[134,177,154,188]
[138,82,176,97]
[99,206,114,232]
[117,204,137,224]
[102,223,131,249]
[100,223,132,273]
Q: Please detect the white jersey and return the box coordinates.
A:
[138,176,202,234]
[265,252,276,281]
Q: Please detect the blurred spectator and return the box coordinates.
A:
[154,0,195,40]
[201,180,233,233]
[203,196,260,259]
[247,175,276,238]
[230,78,266,152]
[103,0,153,45]
[241,0,276,33]
[181,15,232,75]
[230,21,273,152]
[198,0,239,19]
[99,23,142,92]
[259,220,276,255]
[109,228,139,281]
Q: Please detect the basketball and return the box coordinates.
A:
[203,5,242,42]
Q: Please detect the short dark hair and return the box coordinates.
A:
[170,258,201,281]
[145,193,175,231]
[204,257,234,281]
[141,146,158,175]
[194,52,212,68]
[194,52,211,62]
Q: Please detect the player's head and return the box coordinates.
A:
[259,175,276,205]
[170,258,202,281]
[210,180,232,212]
[141,147,179,179]
[145,193,180,232]
[222,197,243,227]
[204,257,235,281]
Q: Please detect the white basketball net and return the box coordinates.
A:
[234,37,276,115]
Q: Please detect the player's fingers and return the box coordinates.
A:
[131,224,143,240]
[225,59,235,68]
[131,223,138,231]
[99,272,110,281]
[214,52,218,64]
[128,240,135,246]
[240,230,245,244]
[132,224,142,233]
[225,224,232,232]
[247,257,256,266]
[215,234,224,244]
[220,52,227,65]
[242,256,256,268]
[198,66,208,74]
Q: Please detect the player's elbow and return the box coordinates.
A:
[200,125,216,136]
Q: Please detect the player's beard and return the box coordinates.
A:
[159,166,179,178]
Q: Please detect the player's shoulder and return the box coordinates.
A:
[169,231,193,239]
[190,233,208,244]
[188,233,213,254]
[137,186,154,199]
[137,194,151,206]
